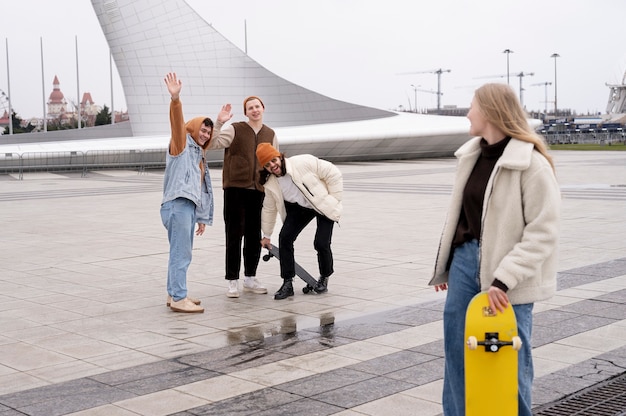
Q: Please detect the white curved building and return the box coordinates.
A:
[0,0,472,167]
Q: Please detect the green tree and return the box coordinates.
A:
[95,105,112,126]
[3,110,35,134]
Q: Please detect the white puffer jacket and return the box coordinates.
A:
[261,154,343,238]
[429,137,561,305]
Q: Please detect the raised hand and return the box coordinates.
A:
[217,103,233,124]
[164,72,182,100]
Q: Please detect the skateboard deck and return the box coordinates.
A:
[262,243,319,293]
[464,292,521,416]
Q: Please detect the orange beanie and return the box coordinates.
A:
[256,143,280,166]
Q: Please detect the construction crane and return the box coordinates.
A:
[530,82,552,116]
[398,68,451,113]
[410,84,439,113]
[475,71,534,107]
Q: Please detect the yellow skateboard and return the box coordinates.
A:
[464,292,522,416]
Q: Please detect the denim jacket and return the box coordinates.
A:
[162,135,214,225]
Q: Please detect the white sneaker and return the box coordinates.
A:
[243,276,268,294]
[227,280,240,298]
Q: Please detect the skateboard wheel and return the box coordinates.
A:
[512,336,522,351]
[467,336,478,350]
[262,254,271,262]
[303,286,310,294]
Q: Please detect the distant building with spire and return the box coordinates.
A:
[80,92,101,126]
[47,75,68,122]
[46,76,106,127]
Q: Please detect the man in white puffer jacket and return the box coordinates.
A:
[256,143,343,300]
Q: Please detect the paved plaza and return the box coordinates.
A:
[0,150,625,415]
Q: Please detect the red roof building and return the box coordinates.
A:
[47,75,68,118]
[0,110,9,128]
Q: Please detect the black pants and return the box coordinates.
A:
[223,188,264,279]
[279,201,334,280]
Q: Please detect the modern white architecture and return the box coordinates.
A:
[0,0,472,169]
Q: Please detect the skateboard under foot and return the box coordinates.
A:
[262,243,319,294]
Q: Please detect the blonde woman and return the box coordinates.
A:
[430,83,560,416]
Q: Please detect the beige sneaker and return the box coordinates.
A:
[227,280,240,298]
[243,276,268,294]
[170,297,204,313]
[167,295,201,307]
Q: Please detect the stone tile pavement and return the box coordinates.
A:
[0,150,624,415]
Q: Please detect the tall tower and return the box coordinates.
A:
[606,70,626,115]
[90,0,394,136]
[47,76,68,119]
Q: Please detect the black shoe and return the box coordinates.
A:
[274,280,294,300]
[315,276,329,293]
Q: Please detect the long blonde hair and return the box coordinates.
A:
[474,83,554,170]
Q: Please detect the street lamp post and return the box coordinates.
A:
[410,84,420,113]
[503,49,514,85]
[5,38,13,135]
[551,53,560,116]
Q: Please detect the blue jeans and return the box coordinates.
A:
[160,198,196,301]
[442,240,534,416]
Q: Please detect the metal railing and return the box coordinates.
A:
[0,148,167,180]
[544,131,626,145]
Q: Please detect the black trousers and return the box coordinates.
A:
[223,188,264,279]
[279,201,335,280]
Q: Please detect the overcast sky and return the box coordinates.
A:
[2,0,625,120]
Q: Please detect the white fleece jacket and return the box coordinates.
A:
[261,154,343,238]
[429,137,561,305]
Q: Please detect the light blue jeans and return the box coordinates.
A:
[442,239,534,416]
[160,198,196,302]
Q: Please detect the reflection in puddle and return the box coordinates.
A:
[226,315,298,346]
[226,312,336,348]
[319,312,336,347]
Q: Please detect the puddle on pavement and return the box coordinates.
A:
[226,312,336,346]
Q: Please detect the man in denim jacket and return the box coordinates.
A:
[161,72,214,313]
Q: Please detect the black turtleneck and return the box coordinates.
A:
[452,137,511,248]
